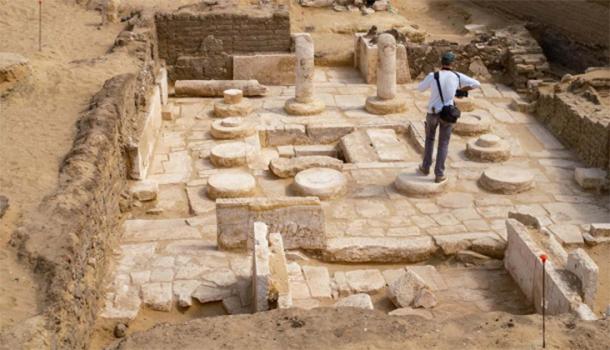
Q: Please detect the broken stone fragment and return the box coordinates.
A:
[222,296,248,315]
[269,156,343,178]
[574,168,608,190]
[372,0,387,11]
[412,288,437,309]
[141,282,173,312]
[173,280,200,307]
[590,223,610,238]
[344,269,386,294]
[192,284,232,304]
[334,293,374,310]
[129,180,159,201]
[387,269,426,308]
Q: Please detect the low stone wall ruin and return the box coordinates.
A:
[216,197,326,251]
[534,79,610,171]
[504,220,598,318]
[406,25,549,91]
[472,0,610,72]
[155,8,291,81]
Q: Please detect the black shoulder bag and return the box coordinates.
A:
[433,71,461,124]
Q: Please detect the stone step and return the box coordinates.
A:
[321,236,437,263]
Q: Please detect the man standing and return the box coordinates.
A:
[417,52,481,183]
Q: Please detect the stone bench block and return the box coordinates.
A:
[321,236,437,263]
[216,197,325,251]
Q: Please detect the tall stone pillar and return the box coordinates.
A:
[284,33,325,116]
[365,34,407,115]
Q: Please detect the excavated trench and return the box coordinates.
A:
[5,2,609,350]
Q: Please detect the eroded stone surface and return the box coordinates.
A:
[479,166,534,194]
[365,95,407,115]
[214,99,254,117]
[466,134,511,162]
[270,156,343,178]
[294,167,347,200]
[388,270,427,308]
[211,117,256,140]
[395,170,448,197]
[207,172,256,199]
[344,269,386,294]
[210,142,254,167]
[574,168,608,190]
[453,112,491,136]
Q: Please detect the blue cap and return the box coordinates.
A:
[441,51,456,65]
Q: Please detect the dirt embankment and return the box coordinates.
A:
[0,0,140,332]
[107,307,609,350]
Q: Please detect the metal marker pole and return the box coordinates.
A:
[540,254,548,349]
[38,0,42,51]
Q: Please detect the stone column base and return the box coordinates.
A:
[284,98,325,116]
[214,100,253,117]
[365,96,407,115]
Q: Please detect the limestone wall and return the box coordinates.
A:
[216,197,325,251]
[155,9,291,81]
[535,87,610,170]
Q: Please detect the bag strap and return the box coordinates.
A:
[433,71,446,105]
[453,71,461,87]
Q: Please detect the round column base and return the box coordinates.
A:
[365,96,407,115]
[284,98,326,116]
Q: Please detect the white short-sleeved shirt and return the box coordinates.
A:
[417,70,481,114]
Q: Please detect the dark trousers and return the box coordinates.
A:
[422,113,453,177]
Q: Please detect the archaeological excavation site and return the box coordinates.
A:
[0,0,609,349]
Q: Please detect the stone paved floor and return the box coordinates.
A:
[101,67,610,321]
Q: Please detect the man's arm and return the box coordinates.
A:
[457,73,480,91]
[417,73,434,92]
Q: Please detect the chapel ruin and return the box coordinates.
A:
[0,0,609,349]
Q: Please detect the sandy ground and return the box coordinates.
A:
[106,308,610,350]
[289,0,516,65]
[0,0,138,330]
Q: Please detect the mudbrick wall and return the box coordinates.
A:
[155,9,291,81]
[535,86,610,170]
[9,16,159,349]
[472,0,610,71]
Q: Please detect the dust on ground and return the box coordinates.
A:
[289,0,516,65]
[0,0,138,330]
[106,307,609,350]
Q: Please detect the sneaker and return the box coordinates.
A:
[418,164,430,176]
[435,175,447,183]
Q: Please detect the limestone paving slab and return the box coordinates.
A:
[344,269,386,294]
[302,265,332,299]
